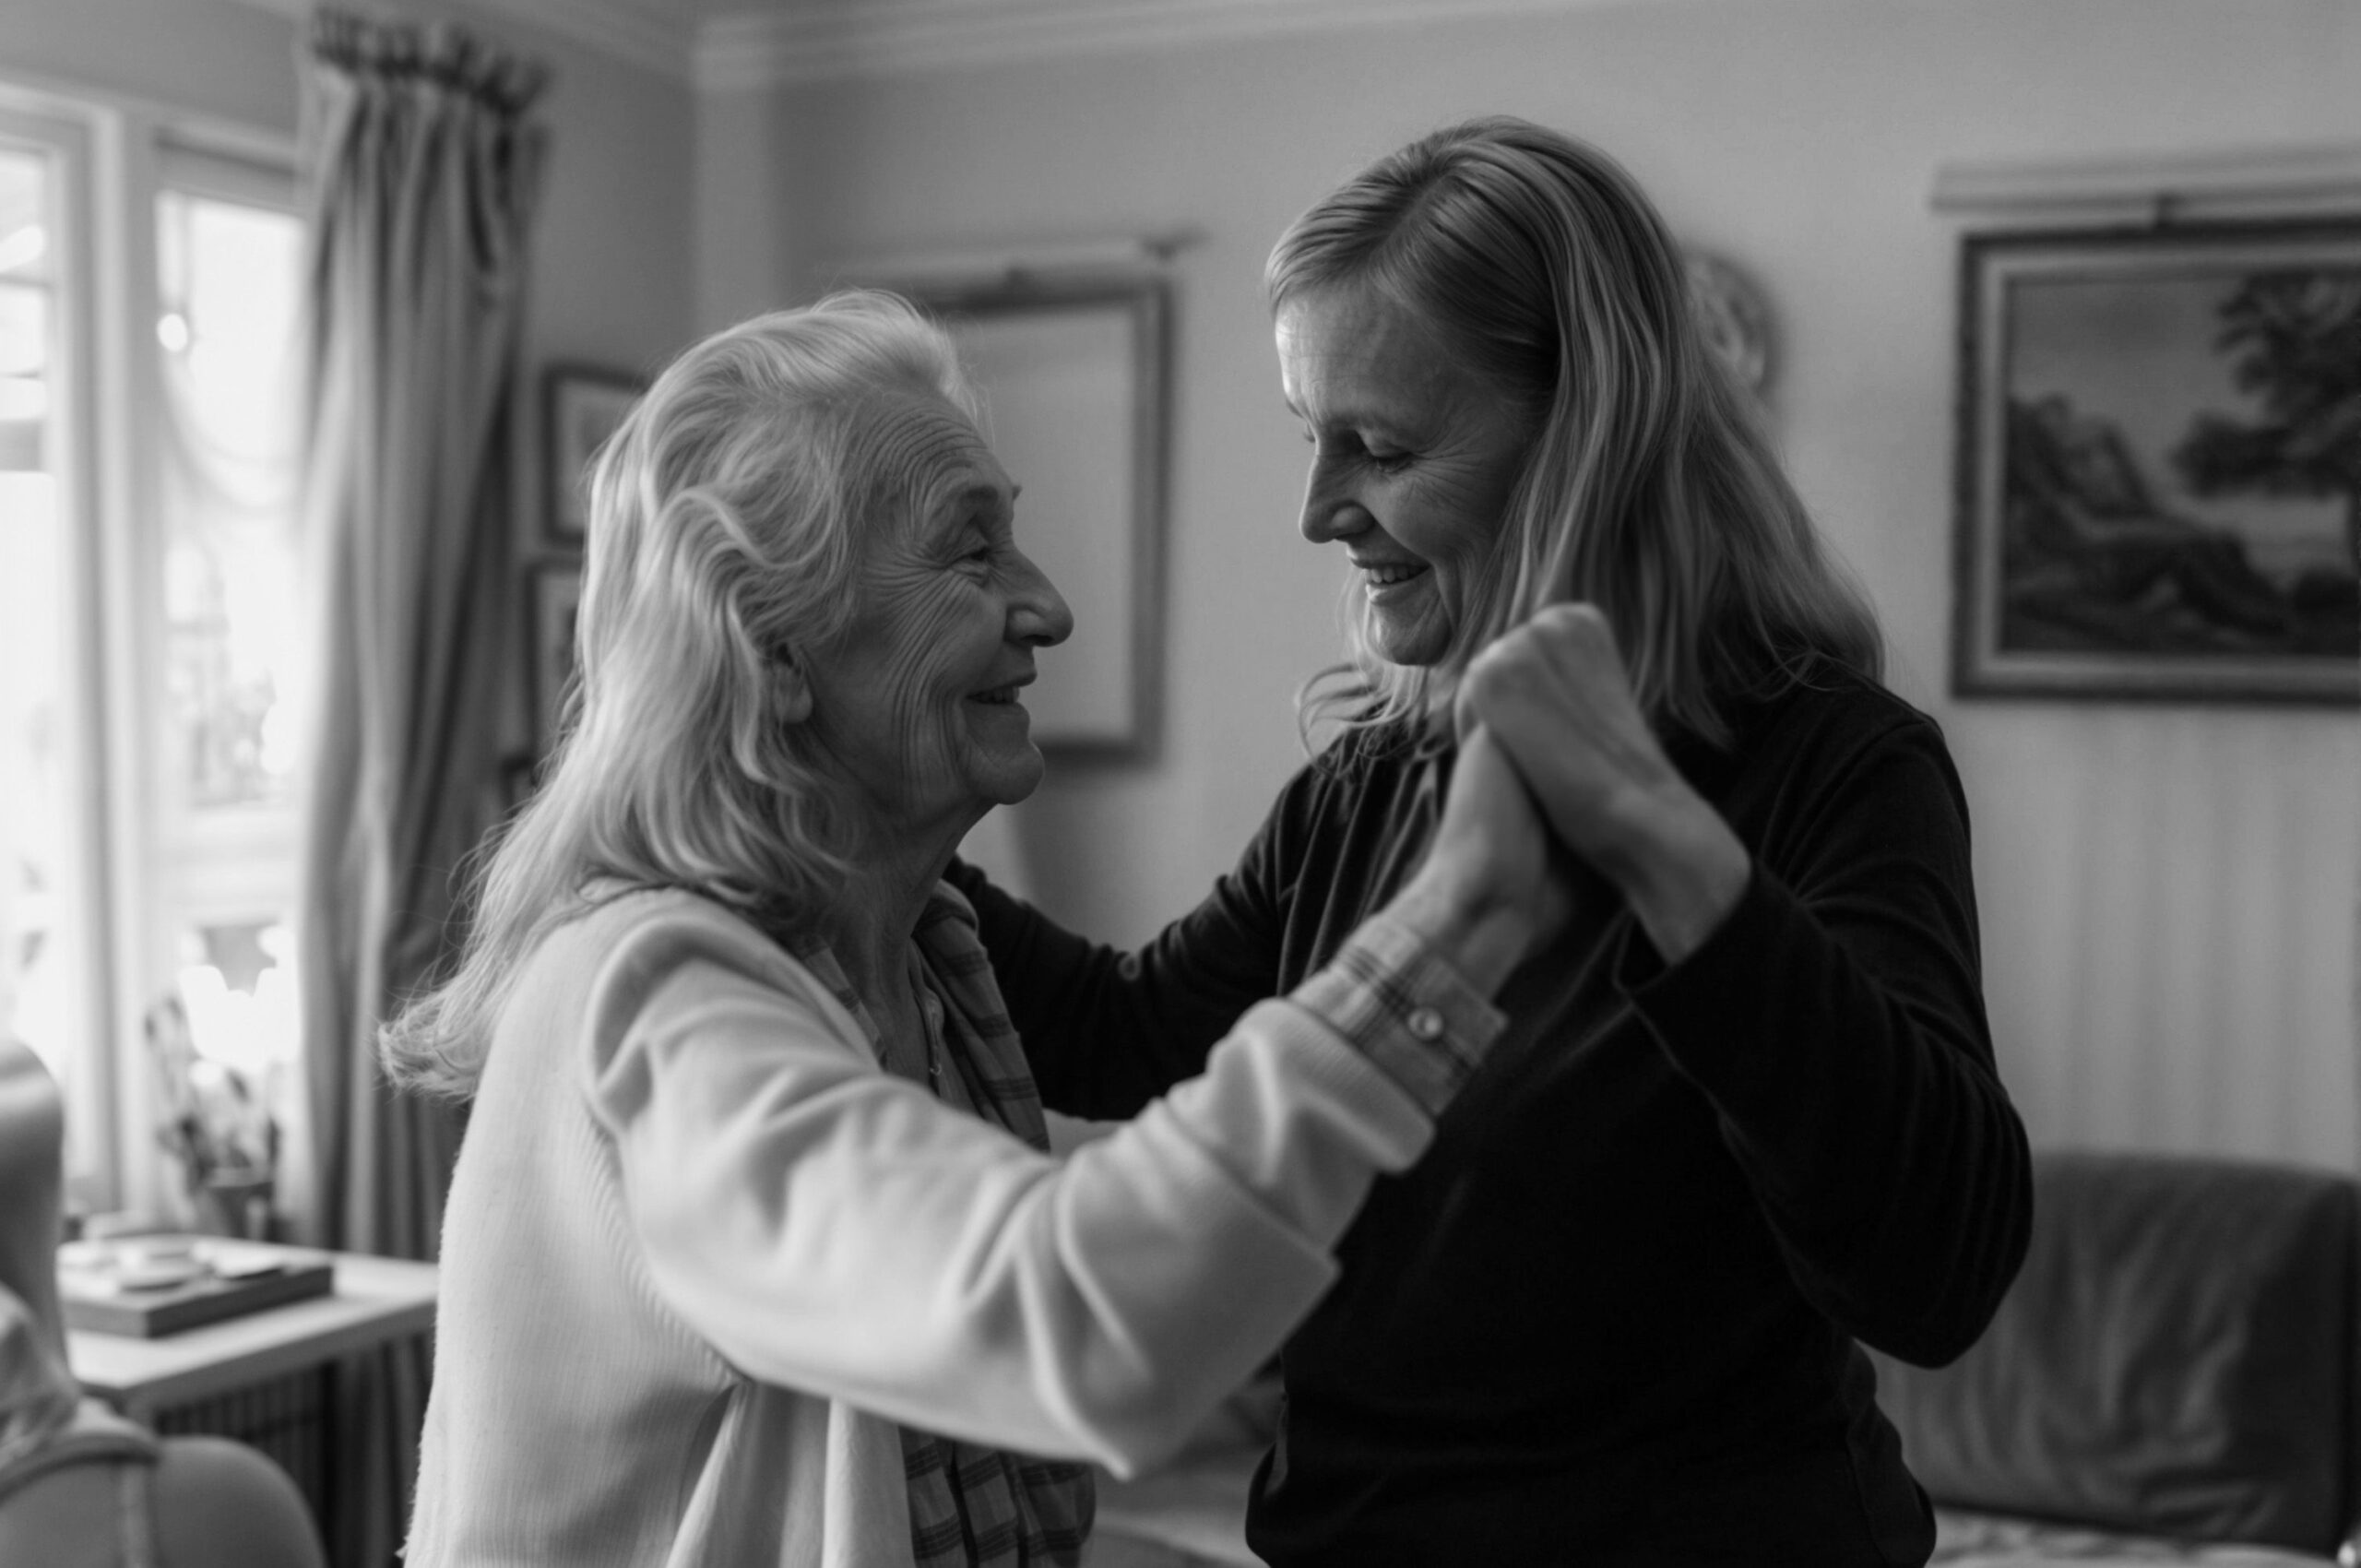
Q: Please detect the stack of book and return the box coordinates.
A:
[57,1236,336,1337]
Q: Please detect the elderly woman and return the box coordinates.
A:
[948,118,2035,1565]
[383,291,1572,1568]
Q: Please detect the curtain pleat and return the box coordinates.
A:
[292,14,545,1566]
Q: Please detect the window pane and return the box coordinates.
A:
[156,188,303,811]
[169,915,296,1170]
[0,149,52,283]
[151,170,308,1195]
[0,141,97,1181]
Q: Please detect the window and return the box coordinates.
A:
[151,152,307,1141]
[0,105,112,1204]
[0,89,304,1217]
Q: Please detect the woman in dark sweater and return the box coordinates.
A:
[950,116,2031,1566]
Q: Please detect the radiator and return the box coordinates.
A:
[149,1367,331,1525]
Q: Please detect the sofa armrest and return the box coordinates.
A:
[1873,1149,2358,1556]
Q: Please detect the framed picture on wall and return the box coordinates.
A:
[1951,220,2361,704]
[903,273,1169,756]
[529,562,583,747]
[544,363,644,544]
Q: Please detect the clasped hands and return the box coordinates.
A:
[1424,604,1755,979]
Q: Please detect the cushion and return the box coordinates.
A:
[1929,1508,2332,1566]
[1871,1151,2356,1553]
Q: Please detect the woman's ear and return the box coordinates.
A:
[773,649,813,724]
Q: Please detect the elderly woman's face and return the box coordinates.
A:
[1276,282,1533,669]
[801,398,1073,842]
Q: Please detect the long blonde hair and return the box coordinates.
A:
[1267,116,1881,750]
[381,292,975,1099]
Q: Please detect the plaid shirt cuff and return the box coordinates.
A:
[1290,914,1508,1116]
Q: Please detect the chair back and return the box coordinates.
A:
[0,1041,66,1360]
[0,1041,327,1568]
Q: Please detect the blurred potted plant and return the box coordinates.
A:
[146,996,279,1239]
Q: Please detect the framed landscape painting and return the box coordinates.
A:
[1951,220,2361,703]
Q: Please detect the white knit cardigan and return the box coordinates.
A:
[402,887,1494,1567]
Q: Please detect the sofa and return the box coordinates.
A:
[1872,1148,2361,1568]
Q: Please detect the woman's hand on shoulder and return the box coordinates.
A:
[1461,603,1751,966]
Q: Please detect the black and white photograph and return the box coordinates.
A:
[3,6,2357,1568]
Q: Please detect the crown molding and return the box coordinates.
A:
[476,0,693,77]
[224,0,1682,93]
[694,0,1660,92]
[221,0,695,81]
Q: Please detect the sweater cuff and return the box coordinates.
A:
[1290,914,1506,1116]
[1616,862,1791,1099]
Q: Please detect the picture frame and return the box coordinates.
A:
[528,562,583,747]
[543,363,644,544]
[1951,220,2361,704]
[903,273,1168,756]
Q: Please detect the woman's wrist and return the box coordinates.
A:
[1606,793,1751,967]
[1382,868,1538,997]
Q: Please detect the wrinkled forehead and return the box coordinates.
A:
[851,387,1004,537]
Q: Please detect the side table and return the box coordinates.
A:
[67,1251,437,1419]
[67,1250,439,1560]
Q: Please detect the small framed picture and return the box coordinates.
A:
[529,563,584,746]
[1951,220,2361,704]
[498,750,542,815]
[543,364,644,543]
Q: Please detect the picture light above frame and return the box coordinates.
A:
[843,238,1182,759]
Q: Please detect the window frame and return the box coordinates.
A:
[0,98,119,1209]
[0,77,302,1218]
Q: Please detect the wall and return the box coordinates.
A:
[703,0,2361,1170]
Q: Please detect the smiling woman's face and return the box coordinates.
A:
[1275,281,1536,670]
[800,395,1073,847]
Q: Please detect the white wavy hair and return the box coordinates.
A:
[382,291,975,1099]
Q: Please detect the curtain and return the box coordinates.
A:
[292,14,545,1566]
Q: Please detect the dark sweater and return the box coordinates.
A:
[949,665,2032,1566]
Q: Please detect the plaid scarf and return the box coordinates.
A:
[793,889,1096,1568]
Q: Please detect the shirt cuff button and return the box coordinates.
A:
[1406,1005,1445,1041]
